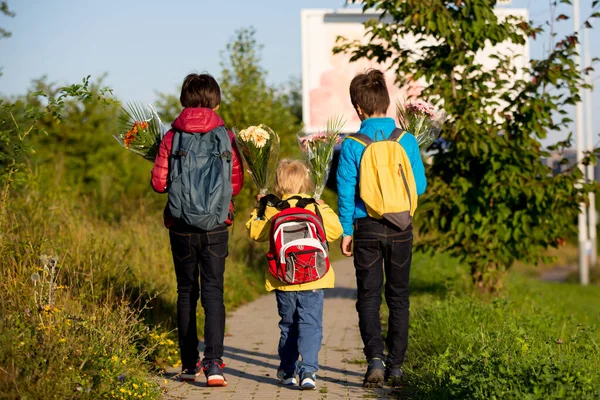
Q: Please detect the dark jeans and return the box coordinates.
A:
[353,217,412,368]
[169,224,229,370]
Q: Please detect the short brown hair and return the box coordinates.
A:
[274,159,314,197]
[180,73,221,108]
[349,69,390,116]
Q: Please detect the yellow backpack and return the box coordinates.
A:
[347,128,417,230]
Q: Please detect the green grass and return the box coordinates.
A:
[0,182,267,398]
[382,252,600,399]
[5,174,599,399]
[346,358,368,366]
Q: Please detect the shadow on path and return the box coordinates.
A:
[218,345,363,378]
[165,365,363,390]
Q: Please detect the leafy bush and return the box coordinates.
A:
[338,0,600,292]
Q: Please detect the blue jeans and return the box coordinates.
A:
[275,289,324,374]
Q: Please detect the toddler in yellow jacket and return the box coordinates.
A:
[246,159,342,390]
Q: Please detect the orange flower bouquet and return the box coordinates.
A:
[114,103,165,162]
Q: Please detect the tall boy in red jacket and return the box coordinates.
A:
[151,73,243,386]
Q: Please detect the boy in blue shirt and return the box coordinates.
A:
[336,69,427,388]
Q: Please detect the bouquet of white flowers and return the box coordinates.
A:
[234,124,280,195]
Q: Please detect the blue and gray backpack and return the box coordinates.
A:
[167,126,233,231]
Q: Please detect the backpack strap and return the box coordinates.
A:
[172,130,198,158]
[171,130,187,157]
[220,150,232,161]
[294,197,325,227]
[295,197,316,209]
[347,129,407,146]
[172,128,233,160]
[346,133,373,147]
[388,128,407,143]
[256,194,289,220]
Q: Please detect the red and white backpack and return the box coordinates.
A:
[257,195,330,285]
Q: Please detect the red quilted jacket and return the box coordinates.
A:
[151,108,244,229]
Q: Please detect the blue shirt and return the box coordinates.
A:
[336,117,427,236]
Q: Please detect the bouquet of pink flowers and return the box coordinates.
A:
[234,124,280,195]
[396,99,446,150]
[297,116,345,200]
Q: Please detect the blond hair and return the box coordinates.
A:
[274,159,314,197]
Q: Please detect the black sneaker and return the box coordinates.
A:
[363,358,385,388]
[385,366,404,386]
[276,369,297,386]
[202,360,228,387]
[299,371,317,390]
[179,360,201,382]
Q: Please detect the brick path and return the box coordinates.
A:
[162,257,396,399]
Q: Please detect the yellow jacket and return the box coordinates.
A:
[246,194,343,292]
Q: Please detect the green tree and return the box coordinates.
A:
[154,89,181,124]
[279,76,303,125]
[219,28,302,157]
[0,1,15,39]
[219,27,303,210]
[336,0,600,291]
[155,27,303,213]
[0,74,162,223]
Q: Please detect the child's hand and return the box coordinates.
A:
[341,236,353,257]
[256,194,266,202]
[316,199,324,205]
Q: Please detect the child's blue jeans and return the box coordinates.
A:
[275,289,324,375]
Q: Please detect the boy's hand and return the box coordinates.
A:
[341,236,353,257]
[256,194,266,202]
[316,199,324,205]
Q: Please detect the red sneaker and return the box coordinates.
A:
[203,361,228,387]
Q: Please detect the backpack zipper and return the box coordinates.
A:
[399,163,412,212]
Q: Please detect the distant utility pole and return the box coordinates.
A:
[574,0,590,285]
[584,24,597,268]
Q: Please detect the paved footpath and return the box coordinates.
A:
[162,257,397,400]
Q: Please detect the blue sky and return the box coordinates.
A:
[0,0,598,145]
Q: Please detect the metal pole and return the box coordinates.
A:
[584,26,597,267]
[574,0,590,285]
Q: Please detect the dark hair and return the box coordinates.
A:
[349,69,390,116]
[180,73,221,108]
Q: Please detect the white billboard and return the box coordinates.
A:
[301,8,529,133]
